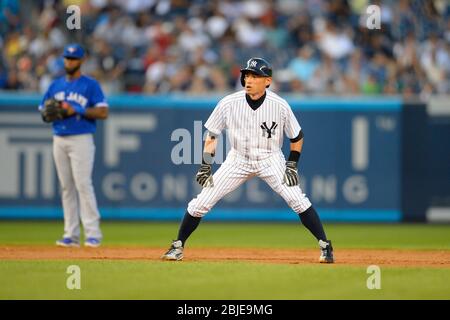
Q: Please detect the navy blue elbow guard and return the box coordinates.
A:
[290,130,304,143]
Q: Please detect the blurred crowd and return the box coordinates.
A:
[0,0,449,98]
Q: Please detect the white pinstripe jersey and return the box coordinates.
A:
[205,90,301,162]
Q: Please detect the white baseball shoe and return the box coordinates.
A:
[84,238,101,248]
[56,238,80,248]
[161,240,184,261]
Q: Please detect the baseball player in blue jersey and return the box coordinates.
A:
[39,44,108,248]
[162,57,334,263]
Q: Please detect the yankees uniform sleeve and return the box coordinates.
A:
[89,80,108,108]
[284,104,302,139]
[204,100,227,135]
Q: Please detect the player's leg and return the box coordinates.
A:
[258,152,333,263]
[182,158,251,240]
[162,153,251,260]
[53,136,80,246]
[69,134,102,246]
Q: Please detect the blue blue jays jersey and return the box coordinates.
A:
[39,75,108,136]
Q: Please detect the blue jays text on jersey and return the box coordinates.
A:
[39,75,108,136]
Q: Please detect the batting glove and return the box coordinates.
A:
[196,164,214,187]
[283,161,299,187]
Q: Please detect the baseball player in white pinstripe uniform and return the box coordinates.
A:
[162,58,334,263]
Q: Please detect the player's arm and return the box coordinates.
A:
[196,132,218,187]
[284,131,304,186]
[84,107,108,120]
[63,103,109,119]
[78,80,109,120]
[202,133,218,164]
[288,130,304,161]
[199,98,226,187]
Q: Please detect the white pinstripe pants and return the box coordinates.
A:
[187,149,312,217]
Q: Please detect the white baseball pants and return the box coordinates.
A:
[187,150,312,217]
[53,134,102,240]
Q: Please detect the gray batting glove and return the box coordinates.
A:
[196,164,214,187]
[283,161,299,187]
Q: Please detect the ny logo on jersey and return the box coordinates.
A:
[260,121,278,139]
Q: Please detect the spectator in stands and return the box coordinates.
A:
[0,0,20,36]
[0,0,448,97]
[3,68,22,90]
[288,45,319,85]
[316,20,355,61]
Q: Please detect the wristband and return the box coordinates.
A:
[288,151,301,163]
[202,152,215,165]
[73,104,86,116]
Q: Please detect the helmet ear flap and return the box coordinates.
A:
[240,73,246,87]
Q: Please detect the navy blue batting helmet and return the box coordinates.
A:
[240,57,273,87]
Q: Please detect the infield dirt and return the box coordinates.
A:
[1,246,449,267]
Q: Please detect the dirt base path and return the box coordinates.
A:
[1,246,449,267]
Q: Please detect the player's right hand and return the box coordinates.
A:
[196,164,214,187]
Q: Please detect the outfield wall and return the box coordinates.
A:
[0,93,439,222]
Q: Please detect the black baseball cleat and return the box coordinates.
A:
[318,240,334,263]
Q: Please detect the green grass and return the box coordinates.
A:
[0,221,449,299]
[0,221,449,250]
[1,260,449,299]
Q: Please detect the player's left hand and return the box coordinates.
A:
[283,161,299,186]
[41,98,70,122]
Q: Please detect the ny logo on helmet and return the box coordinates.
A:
[250,60,257,68]
[261,121,278,139]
